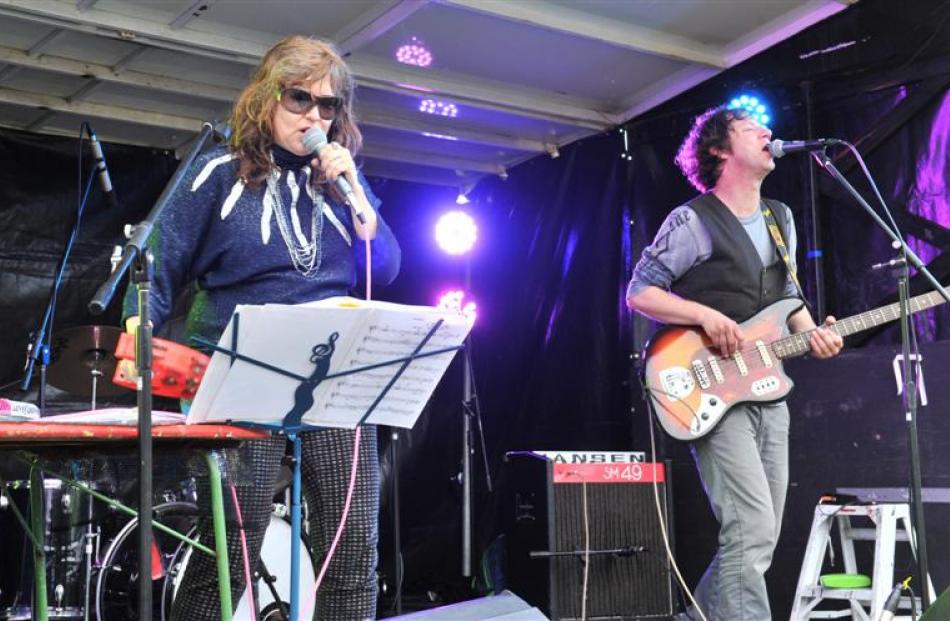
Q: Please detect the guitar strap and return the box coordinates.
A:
[761,200,809,304]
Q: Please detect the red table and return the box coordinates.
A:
[0,421,268,444]
[0,421,270,621]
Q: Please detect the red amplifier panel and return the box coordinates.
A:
[552,461,665,484]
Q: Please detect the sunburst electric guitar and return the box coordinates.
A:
[644,291,948,441]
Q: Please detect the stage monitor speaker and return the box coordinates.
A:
[388,590,549,619]
[505,453,674,620]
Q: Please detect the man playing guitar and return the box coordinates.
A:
[627,105,843,621]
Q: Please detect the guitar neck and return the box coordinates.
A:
[773,290,948,359]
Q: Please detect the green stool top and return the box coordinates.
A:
[820,573,872,589]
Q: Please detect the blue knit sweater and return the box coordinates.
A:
[124,145,401,345]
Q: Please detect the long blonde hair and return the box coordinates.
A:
[229,35,362,189]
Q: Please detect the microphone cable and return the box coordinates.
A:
[301,162,375,619]
[640,374,709,621]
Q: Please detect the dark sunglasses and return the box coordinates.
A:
[278,88,342,120]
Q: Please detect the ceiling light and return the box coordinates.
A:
[419,99,458,118]
[396,37,433,68]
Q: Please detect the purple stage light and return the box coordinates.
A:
[396,37,433,67]
[435,210,477,255]
[419,99,458,118]
[438,290,477,323]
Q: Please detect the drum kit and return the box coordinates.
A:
[0,481,313,621]
[2,327,306,620]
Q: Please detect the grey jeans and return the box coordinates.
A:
[689,402,790,621]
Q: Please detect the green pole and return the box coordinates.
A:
[29,467,48,621]
[205,452,232,621]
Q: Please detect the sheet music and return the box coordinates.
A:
[316,305,470,427]
[187,297,472,430]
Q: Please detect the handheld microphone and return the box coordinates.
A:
[767,138,842,158]
[86,125,118,208]
[301,127,366,224]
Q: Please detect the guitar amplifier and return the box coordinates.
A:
[505,453,675,620]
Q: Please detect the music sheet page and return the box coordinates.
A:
[187,297,472,430]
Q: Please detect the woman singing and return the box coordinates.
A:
[125,35,400,620]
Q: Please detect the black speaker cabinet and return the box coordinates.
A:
[506,453,674,620]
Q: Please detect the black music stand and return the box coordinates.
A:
[191,308,465,621]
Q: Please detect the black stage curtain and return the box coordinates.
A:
[0,128,179,398]
[372,131,632,604]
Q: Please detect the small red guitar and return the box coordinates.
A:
[644,291,947,441]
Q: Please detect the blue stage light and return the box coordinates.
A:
[727,93,771,127]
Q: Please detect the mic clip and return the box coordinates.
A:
[870,257,907,272]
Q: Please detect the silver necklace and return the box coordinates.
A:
[266,166,324,277]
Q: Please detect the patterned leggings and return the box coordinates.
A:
[170,428,379,621]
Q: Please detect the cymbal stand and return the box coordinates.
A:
[90,359,102,411]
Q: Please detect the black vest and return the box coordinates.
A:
[670,193,791,322]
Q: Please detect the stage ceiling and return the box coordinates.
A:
[0,0,854,191]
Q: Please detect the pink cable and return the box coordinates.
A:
[364,235,372,301]
[301,209,370,616]
[302,426,362,619]
[229,483,258,621]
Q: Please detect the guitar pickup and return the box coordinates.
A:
[755,340,773,368]
[707,357,724,383]
[691,360,711,389]
[733,352,749,376]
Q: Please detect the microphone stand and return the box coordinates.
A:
[88,121,225,620]
[810,148,949,611]
[460,325,493,581]
[21,160,99,414]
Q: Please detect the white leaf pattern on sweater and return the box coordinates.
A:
[261,188,274,244]
[191,152,235,191]
[220,179,245,220]
[322,203,351,246]
[303,168,351,246]
[286,170,308,246]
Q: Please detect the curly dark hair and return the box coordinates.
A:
[675,106,750,192]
